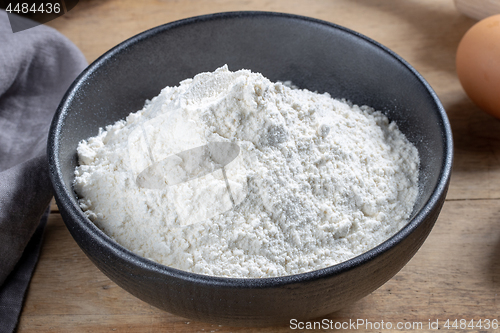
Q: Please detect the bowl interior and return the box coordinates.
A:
[50,11,451,273]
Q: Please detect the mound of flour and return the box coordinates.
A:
[74,65,419,278]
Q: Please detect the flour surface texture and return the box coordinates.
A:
[74,65,419,278]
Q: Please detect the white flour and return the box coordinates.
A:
[74,65,419,278]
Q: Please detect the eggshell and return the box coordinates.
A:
[456,14,500,117]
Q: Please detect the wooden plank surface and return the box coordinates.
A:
[17,0,500,332]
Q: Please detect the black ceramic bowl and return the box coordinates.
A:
[48,11,453,326]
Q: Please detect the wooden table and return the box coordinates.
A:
[17,0,500,332]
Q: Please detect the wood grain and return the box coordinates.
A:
[17,0,500,331]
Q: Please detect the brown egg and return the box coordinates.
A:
[456,14,500,117]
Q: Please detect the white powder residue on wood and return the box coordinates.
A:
[74,65,419,278]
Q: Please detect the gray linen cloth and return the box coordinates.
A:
[0,10,87,332]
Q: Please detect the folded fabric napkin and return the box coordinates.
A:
[0,11,87,333]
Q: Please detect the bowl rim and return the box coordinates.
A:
[48,10,453,288]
